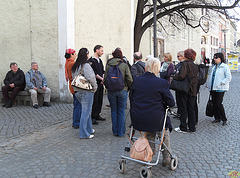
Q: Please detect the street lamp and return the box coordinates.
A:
[153,0,157,57]
[221,28,228,62]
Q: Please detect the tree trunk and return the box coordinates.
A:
[134,0,145,52]
[134,28,142,52]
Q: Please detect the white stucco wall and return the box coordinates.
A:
[74,0,133,66]
[0,0,59,100]
[30,0,59,99]
[58,0,75,102]
[0,0,31,85]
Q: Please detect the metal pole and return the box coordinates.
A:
[224,32,227,62]
[153,0,157,57]
[221,29,228,62]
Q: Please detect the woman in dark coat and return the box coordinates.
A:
[173,48,199,133]
[130,57,175,166]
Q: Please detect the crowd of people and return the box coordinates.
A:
[2,46,232,151]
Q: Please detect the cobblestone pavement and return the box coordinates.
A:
[0,73,239,178]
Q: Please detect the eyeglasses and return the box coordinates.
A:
[177,56,181,58]
[214,57,218,59]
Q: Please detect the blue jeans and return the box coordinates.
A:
[72,94,81,127]
[107,90,128,137]
[75,90,94,138]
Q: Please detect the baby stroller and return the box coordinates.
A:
[118,107,178,178]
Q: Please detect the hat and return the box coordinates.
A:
[66,48,76,54]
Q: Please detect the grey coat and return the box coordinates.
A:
[72,63,97,93]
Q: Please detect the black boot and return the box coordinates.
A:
[5,100,13,108]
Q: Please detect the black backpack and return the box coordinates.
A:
[105,62,124,91]
[197,64,209,85]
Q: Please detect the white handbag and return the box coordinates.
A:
[71,65,93,91]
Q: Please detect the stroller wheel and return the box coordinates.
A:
[139,167,152,178]
[119,159,126,174]
[170,156,178,171]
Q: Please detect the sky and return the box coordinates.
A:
[223,0,240,31]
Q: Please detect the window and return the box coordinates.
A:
[157,39,164,60]
[201,48,206,59]
[201,36,206,44]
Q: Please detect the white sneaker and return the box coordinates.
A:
[174,127,187,133]
[92,129,95,134]
[88,134,94,139]
[80,134,94,139]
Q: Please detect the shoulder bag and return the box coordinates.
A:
[71,64,93,91]
[170,64,191,93]
[170,76,191,93]
[130,132,153,162]
[205,94,214,117]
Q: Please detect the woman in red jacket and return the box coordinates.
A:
[65,49,81,129]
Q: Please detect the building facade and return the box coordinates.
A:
[0,0,134,102]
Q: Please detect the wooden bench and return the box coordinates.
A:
[0,90,44,106]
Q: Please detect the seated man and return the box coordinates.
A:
[2,62,26,108]
[25,62,51,108]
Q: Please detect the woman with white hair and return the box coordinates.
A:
[130,57,175,166]
[145,55,153,62]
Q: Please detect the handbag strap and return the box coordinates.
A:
[139,131,148,138]
[127,131,148,145]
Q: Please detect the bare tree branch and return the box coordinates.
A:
[134,0,240,51]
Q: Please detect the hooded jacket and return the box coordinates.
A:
[104,58,133,91]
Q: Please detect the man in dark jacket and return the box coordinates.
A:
[88,45,105,125]
[2,62,25,108]
[131,52,145,80]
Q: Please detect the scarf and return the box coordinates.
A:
[65,58,75,82]
[161,61,171,72]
